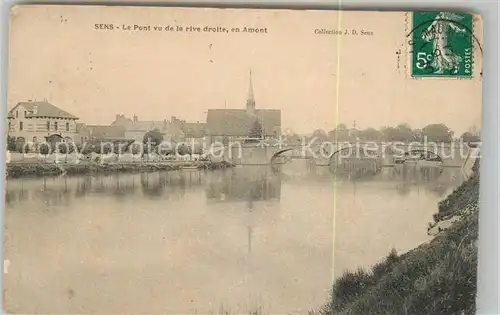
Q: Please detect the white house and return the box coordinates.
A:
[7,100,79,144]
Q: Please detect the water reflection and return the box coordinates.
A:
[385,166,464,197]
[4,164,467,314]
[206,167,281,203]
[5,165,464,207]
[75,176,93,197]
[6,177,73,210]
[204,167,283,259]
[140,173,166,197]
[5,171,206,206]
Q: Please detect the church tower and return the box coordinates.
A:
[246,69,256,113]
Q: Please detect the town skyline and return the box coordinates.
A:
[6,88,481,137]
[6,97,480,138]
[7,67,482,135]
[7,6,481,136]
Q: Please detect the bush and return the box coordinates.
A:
[39,143,50,155]
[331,268,373,312]
[15,139,26,153]
[323,164,480,315]
[143,130,163,147]
[130,143,142,155]
[6,136,17,151]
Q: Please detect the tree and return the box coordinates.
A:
[329,124,350,141]
[129,143,142,161]
[174,141,203,159]
[143,130,164,154]
[54,143,69,162]
[157,140,176,156]
[249,119,263,138]
[381,124,416,142]
[6,136,16,151]
[56,143,67,154]
[46,134,63,150]
[460,132,480,144]
[394,124,413,142]
[80,143,95,155]
[381,126,398,142]
[312,129,329,141]
[177,143,191,156]
[358,128,383,141]
[422,124,453,143]
[283,128,302,143]
[246,118,263,143]
[39,143,50,156]
[337,123,347,130]
[15,137,26,153]
[94,142,113,155]
[131,143,142,155]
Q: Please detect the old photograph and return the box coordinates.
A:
[4,6,482,315]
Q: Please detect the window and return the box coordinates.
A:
[8,122,11,130]
[24,111,27,118]
[19,122,23,131]
[16,111,18,118]
[54,122,58,131]
[66,122,70,132]
[33,136,37,143]
[47,121,50,131]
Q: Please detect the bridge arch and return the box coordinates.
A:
[270,148,294,164]
[328,146,380,166]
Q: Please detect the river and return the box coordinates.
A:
[3,161,466,314]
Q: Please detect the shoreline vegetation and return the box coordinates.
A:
[321,159,480,315]
[5,160,235,179]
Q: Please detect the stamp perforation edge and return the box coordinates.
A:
[406,11,476,80]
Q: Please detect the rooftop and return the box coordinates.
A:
[8,101,79,120]
[206,71,281,136]
[206,109,281,136]
[78,124,126,138]
[182,122,207,138]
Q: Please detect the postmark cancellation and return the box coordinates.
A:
[404,11,482,79]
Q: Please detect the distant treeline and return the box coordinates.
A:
[298,123,480,143]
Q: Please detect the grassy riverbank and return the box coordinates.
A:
[5,161,234,179]
[321,160,480,315]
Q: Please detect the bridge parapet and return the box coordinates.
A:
[209,141,469,167]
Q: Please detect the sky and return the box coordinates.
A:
[7,6,482,135]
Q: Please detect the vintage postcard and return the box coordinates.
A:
[4,5,482,315]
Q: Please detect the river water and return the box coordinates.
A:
[3,161,465,314]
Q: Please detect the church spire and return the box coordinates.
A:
[246,69,256,112]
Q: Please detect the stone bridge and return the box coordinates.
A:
[211,141,472,167]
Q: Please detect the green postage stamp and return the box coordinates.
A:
[411,12,474,78]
